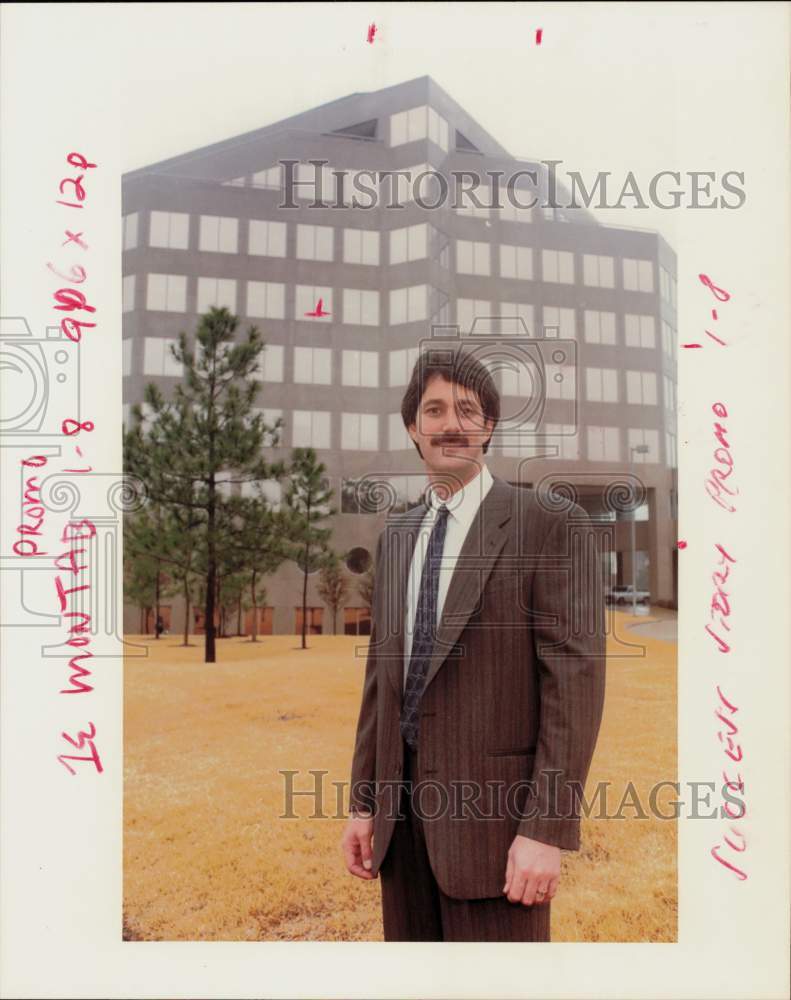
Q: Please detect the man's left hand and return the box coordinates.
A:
[503,834,560,905]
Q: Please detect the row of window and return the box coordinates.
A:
[123,273,675,355]
[124,337,674,409]
[123,211,665,295]
[122,401,674,465]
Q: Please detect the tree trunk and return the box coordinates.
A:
[301,499,310,650]
[250,569,258,643]
[236,597,242,637]
[205,481,216,663]
[183,576,190,647]
[154,567,161,640]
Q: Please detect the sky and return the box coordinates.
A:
[116,1,706,244]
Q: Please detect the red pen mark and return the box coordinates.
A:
[711,685,747,879]
[305,298,331,318]
[62,418,95,436]
[367,23,377,43]
[699,273,730,302]
[711,309,718,321]
[535,28,543,44]
[705,329,727,346]
[63,230,88,250]
[682,343,703,349]
[677,540,687,549]
[704,402,737,513]
[57,722,103,775]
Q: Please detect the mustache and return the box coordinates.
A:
[432,434,469,446]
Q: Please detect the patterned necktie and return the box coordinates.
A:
[400,502,450,750]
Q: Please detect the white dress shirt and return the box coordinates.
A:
[403,462,494,687]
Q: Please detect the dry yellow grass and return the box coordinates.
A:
[123,609,677,941]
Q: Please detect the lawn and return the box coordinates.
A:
[123,610,677,941]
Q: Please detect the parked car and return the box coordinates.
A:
[606,584,650,605]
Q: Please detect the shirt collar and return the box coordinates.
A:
[425,463,494,530]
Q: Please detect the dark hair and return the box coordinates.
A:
[400,350,500,460]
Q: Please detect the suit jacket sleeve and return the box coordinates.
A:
[349,530,385,815]
[516,505,606,850]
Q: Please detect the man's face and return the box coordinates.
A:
[408,374,494,478]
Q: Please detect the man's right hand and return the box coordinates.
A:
[341,814,376,880]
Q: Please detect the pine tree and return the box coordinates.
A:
[124,307,286,663]
[281,448,336,649]
[317,552,350,635]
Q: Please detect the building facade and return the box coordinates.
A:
[121,76,678,636]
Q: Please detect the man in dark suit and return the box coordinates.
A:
[340,349,606,941]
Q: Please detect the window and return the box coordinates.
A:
[623,258,654,293]
[544,423,579,460]
[588,426,620,462]
[390,284,428,324]
[255,344,284,382]
[427,107,450,151]
[197,277,236,313]
[296,224,334,262]
[390,105,449,151]
[456,298,493,334]
[583,310,617,345]
[293,410,331,449]
[586,367,619,402]
[122,339,132,376]
[292,162,337,203]
[625,314,656,348]
[343,289,380,326]
[389,347,419,387]
[542,249,575,283]
[542,306,575,339]
[582,254,615,288]
[146,273,187,312]
[500,427,540,458]
[251,166,280,189]
[199,215,238,253]
[248,220,286,257]
[343,228,379,265]
[545,363,576,401]
[122,274,135,313]
[149,211,189,249]
[626,370,658,405]
[454,183,491,219]
[122,213,138,250]
[390,223,428,264]
[295,285,333,322]
[388,413,412,451]
[501,361,536,397]
[143,337,182,377]
[342,413,379,450]
[628,428,659,463]
[665,430,677,468]
[661,320,676,358]
[457,240,491,276]
[294,347,332,385]
[246,281,285,319]
[342,350,379,387]
[223,176,246,188]
[500,245,533,280]
[663,375,676,412]
[500,302,534,336]
[241,477,282,509]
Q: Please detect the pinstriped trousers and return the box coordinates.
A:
[379,741,552,942]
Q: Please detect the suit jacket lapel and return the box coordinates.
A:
[380,474,514,702]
